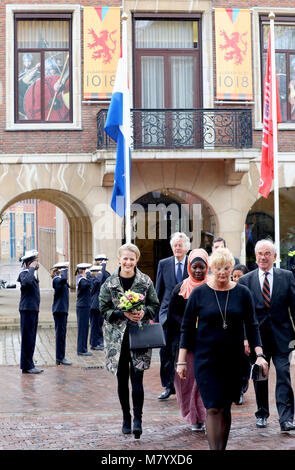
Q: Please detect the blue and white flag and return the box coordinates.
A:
[104,49,131,217]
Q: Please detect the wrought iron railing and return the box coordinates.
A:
[97,108,252,150]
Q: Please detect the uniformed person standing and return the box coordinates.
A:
[94,254,111,281]
[89,264,105,351]
[51,261,72,366]
[76,263,92,356]
[17,250,43,374]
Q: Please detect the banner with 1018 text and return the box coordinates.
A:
[83,7,120,100]
[215,8,253,101]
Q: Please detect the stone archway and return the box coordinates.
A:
[129,188,217,281]
[0,189,92,288]
[245,187,295,269]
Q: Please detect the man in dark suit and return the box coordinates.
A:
[239,239,295,432]
[156,232,189,399]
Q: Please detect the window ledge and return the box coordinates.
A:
[255,123,295,131]
[6,123,82,131]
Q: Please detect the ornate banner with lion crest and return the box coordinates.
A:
[83,7,120,100]
[215,8,253,100]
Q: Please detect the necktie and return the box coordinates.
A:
[176,262,182,283]
[262,272,271,307]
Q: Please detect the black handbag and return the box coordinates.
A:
[250,363,269,381]
[129,322,166,350]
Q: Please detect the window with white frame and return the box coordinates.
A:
[6,4,81,130]
[15,13,72,123]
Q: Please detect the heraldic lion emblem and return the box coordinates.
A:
[87,28,117,64]
[219,29,248,65]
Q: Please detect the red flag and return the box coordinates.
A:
[259,29,282,199]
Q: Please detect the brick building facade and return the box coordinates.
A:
[0,0,295,284]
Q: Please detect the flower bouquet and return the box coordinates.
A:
[118,290,145,329]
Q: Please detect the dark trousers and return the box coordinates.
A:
[76,307,90,354]
[159,324,175,389]
[20,310,38,371]
[254,351,294,423]
[117,329,144,418]
[53,312,68,361]
[90,309,104,347]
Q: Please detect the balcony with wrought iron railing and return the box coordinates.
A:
[97,108,252,150]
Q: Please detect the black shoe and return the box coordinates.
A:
[77,352,93,356]
[56,358,72,366]
[256,417,267,428]
[133,417,142,439]
[22,368,44,374]
[122,414,132,435]
[280,421,295,433]
[158,387,175,400]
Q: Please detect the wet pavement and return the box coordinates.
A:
[0,290,294,456]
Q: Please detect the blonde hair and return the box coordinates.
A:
[209,247,235,269]
[118,243,141,261]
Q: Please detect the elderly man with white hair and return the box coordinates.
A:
[156,232,190,400]
[239,239,295,433]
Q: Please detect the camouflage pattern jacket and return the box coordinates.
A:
[99,267,160,375]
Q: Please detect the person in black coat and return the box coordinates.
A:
[89,264,105,351]
[76,263,93,356]
[51,262,72,366]
[17,250,43,374]
[239,239,295,432]
[155,232,189,400]
[177,248,267,450]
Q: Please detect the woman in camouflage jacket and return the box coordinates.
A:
[99,243,159,439]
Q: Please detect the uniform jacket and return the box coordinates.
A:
[155,255,188,325]
[99,267,160,375]
[239,267,295,354]
[52,269,69,314]
[76,272,92,309]
[90,265,110,310]
[17,267,40,312]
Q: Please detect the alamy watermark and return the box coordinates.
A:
[94,196,207,240]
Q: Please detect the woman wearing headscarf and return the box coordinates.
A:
[166,248,208,431]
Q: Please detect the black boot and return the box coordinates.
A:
[122,412,132,435]
[133,415,142,439]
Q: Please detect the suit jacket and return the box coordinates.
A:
[156,255,188,325]
[239,267,295,354]
[52,269,69,314]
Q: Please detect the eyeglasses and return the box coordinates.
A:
[256,251,273,258]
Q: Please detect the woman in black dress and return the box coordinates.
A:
[177,248,268,450]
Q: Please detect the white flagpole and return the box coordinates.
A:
[122,12,131,243]
[269,12,280,267]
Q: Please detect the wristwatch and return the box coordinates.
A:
[256,353,266,360]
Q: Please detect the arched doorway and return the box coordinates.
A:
[245,187,295,270]
[127,189,216,281]
[0,189,93,288]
